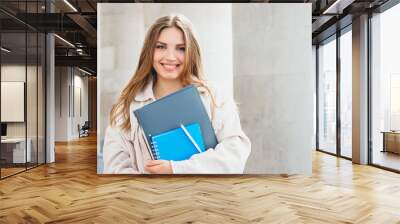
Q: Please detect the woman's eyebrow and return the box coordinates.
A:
[156,41,185,46]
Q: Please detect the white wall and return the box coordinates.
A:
[1,65,37,138]
[312,45,317,150]
[54,67,89,141]
[72,73,89,138]
[1,66,26,125]
[1,65,27,140]
[55,67,69,141]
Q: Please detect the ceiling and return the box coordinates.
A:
[0,0,394,75]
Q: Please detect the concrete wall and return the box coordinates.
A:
[233,4,313,174]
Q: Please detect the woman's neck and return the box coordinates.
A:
[153,77,184,99]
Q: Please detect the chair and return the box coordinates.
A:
[78,121,90,138]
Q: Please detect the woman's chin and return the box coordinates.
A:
[157,73,181,81]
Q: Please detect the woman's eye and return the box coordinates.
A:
[156,45,165,49]
[178,47,185,52]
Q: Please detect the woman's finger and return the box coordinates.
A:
[145,164,160,173]
[146,160,164,167]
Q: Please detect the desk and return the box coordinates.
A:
[1,138,31,163]
[382,131,400,154]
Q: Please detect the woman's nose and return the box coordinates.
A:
[164,49,177,60]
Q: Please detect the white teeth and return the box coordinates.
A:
[162,64,178,70]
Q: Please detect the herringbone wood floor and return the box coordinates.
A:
[1,134,400,223]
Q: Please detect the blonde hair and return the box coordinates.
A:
[110,14,215,131]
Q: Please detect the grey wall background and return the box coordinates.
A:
[98,3,313,174]
[233,4,313,174]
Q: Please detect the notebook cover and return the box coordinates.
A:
[134,85,218,158]
[151,123,205,161]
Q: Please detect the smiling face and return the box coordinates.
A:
[153,26,186,81]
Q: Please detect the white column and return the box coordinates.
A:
[46,32,55,163]
[352,14,369,164]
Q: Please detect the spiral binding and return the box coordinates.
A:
[150,140,160,160]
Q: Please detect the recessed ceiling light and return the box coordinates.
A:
[63,0,78,12]
[78,67,92,76]
[1,47,11,53]
[322,0,354,15]
[54,34,75,48]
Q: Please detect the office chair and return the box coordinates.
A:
[79,121,90,138]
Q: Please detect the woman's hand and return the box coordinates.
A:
[145,160,173,174]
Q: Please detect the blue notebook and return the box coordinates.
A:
[134,85,218,160]
[150,123,205,161]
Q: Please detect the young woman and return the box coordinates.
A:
[103,14,251,174]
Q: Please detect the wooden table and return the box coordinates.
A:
[381,131,400,154]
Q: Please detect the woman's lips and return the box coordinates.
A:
[161,63,180,71]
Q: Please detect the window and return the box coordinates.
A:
[340,28,352,158]
[0,1,46,179]
[371,3,400,171]
[318,36,337,155]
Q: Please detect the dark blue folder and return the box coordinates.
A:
[133,85,218,160]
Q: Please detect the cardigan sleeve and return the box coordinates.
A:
[170,93,251,174]
[102,124,140,174]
